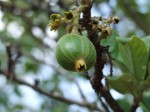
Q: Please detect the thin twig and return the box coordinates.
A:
[75,80,87,102]
[83,71,91,80]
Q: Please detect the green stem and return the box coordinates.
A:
[71,13,80,34]
[71,5,86,34]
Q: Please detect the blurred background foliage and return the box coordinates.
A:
[0,0,150,112]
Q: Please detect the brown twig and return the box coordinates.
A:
[81,1,124,112]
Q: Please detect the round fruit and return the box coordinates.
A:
[55,34,96,72]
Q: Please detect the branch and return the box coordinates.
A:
[0,70,103,111]
[81,1,124,112]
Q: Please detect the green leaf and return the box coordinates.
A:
[145,61,150,79]
[138,62,150,93]
[112,60,131,74]
[142,36,150,60]
[107,74,135,94]
[143,36,150,50]
[141,103,150,112]
[100,30,118,50]
[141,92,150,112]
[117,98,130,112]
[108,36,148,81]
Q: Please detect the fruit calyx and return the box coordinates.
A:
[75,59,87,72]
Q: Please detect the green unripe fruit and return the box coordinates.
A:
[56,34,96,72]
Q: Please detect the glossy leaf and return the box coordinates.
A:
[115,36,148,81]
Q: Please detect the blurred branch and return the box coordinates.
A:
[0,46,102,111]
[3,44,94,110]
[119,0,150,35]
[1,44,103,111]
[0,69,103,111]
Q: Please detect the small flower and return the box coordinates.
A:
[64,11,74,21]
[49,14,62,31]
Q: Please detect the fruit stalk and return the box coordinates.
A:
[71,5,85,34]
[71,13,80,34]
